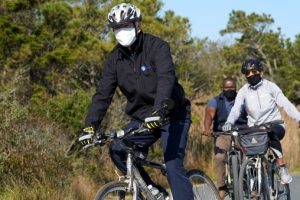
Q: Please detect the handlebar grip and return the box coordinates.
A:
[269,120,284,125]
[212,132,232,137]
[78,134,92,142]
[144,116,160,123]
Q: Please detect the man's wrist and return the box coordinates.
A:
[83,126,95,135]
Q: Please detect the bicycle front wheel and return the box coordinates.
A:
[230,155,240,199]
[239,159,269,200]
[94,181,144,200]
[187,169,221,200]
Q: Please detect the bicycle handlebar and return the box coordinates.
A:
[79,123,150,149]
[202,120,284,137]
[250,120,284,128]
[79,98,175,150]
[211,131,238,137]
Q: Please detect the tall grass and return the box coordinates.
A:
[0,95,298,199]
[279,105,300,170]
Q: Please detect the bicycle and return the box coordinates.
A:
[237,120,291,200]
[79,99,220,200]
[210,125,245,200]
[80,124,221,200]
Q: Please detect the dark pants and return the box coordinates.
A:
[268,124,285,158]
[109,118,193,200]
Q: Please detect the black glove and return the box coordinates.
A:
[79,126,94,146]
[145,110,166,130]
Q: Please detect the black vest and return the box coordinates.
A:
[213,93,248,131]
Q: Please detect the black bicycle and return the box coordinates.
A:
[211,125,245,200]
[238,120,291,200]
[80,99,220,200]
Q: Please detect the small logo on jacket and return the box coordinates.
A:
[141,66,151,71]
[251,138,257,144]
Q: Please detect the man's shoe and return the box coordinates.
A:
[279,166,292,184]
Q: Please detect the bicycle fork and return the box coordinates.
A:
[126,153,156,200]
[256,158,262,195]
[267,159,284,200]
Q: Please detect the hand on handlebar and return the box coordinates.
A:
[79,126,94,146]
[203,128,213,137]
[145,110,166,130]
[222,123,232,132]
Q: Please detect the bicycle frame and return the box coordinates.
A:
[84,122,220,199]
[125,153,152,200]
[226,136,243,191]
[241,148,290,200]
[81,126,164,200]
[212,130,243,199]
[247,156,263,194]
[236,120,291,199]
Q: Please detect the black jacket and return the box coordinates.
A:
[84,32,190,129]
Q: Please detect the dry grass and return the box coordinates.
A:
[186,93,217,179]
[72,176,98,200]
[280,105,300,169]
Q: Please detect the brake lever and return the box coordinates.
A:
[82,143,96,149]
[131,124,149,135]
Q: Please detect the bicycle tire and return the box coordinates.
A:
[271,165,291,200]
[239,159,269,200]
[187,169,221,200]
[231,155,240,199]
[262,164,270,200]
[94,181,144,200]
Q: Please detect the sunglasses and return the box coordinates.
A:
[245,70,260,77]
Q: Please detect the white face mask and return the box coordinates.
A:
[114,27,136,47]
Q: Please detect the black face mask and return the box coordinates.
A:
[247,74,262,86]
[223,89,237,99]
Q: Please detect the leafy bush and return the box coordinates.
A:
[31,85,91,133]
[0,96,74,198]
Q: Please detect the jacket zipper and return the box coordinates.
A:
[256,90,261,108]
[118,49,142,94]
[119,48,152,116]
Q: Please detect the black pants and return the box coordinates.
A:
[268,124,285,158]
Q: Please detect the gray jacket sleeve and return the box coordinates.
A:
[271,82,300,123]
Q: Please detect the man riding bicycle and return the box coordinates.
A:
[80,3,193,200]
[222,58,300,184]
[204,77,247,199]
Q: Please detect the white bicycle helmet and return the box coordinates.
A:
[107,3,142,28]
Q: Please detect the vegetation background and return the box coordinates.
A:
[0,0,299,199]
